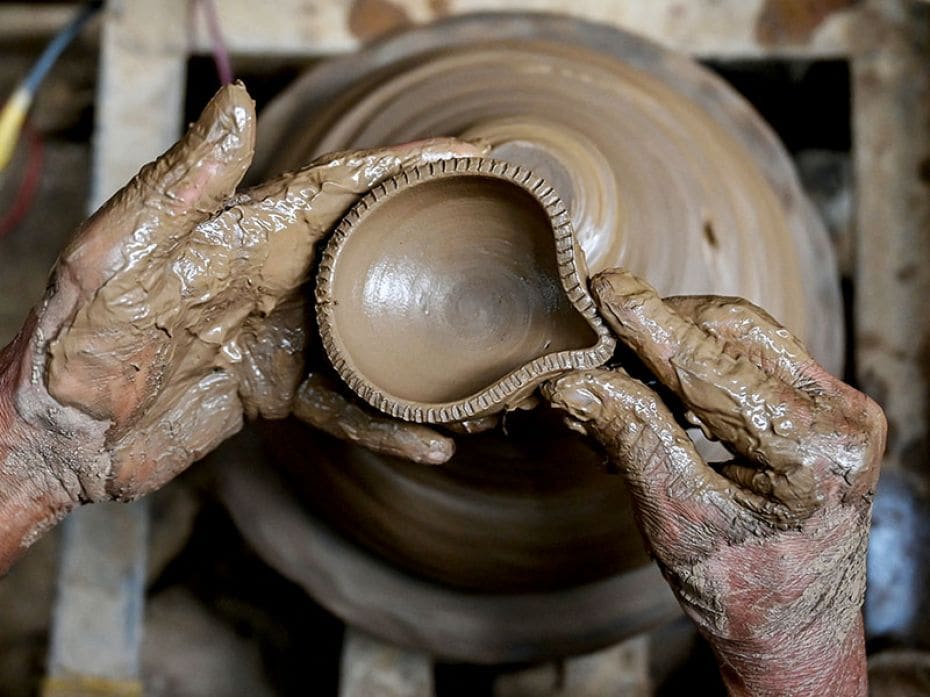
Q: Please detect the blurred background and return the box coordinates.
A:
[0,1,928,695]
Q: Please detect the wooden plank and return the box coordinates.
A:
[44,0,187,691]
[340,629,434,697]
[43,504,149,696]
[189,0,861,59]
[852,0,930,648]
[89,0,187,209]
[495,636,650,697]
[0,0,863,59]
[851,0,930,475]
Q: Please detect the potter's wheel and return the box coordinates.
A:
[227,14,844,662]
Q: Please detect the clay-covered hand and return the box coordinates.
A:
[0,83,480,518]
[543,270,885,697]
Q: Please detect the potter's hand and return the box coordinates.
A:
[543,270,885,697]
[0,84,479,555]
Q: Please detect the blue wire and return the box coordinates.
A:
[22,1,103,96]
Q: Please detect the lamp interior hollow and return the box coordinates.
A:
[326,174,598,405]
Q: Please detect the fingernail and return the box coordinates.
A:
[543,376,604,422]
[591,270,654,305]
[192,84,255,154]
[424,440,453,464]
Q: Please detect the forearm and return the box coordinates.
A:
[709,613,868,697]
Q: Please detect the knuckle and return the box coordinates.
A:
[815,392,886,498]
[699,296,771,333]
[836,390,886,462]
[860,394,888,444]
[856,395,887,476]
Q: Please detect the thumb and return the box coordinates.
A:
[59,82,257,295]
[542,368,701,480]
[542,369,741,557]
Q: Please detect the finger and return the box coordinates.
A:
[593,271,760,390]
[541,369,756,558]
[232,298,307,420]
[306,136,490,193]
[293,374,455,465]
[664,295,842,398]
[667,294,885,511]
[591,270,815,470]
[714,460,818,521]
[59,82,256,295]
[222,138,489,298]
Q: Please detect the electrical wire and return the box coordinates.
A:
[0,123,44,241]
[22,1,104,96]
[196,0,234,86]
[0,0,102,173]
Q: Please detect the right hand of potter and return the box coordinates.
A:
[2,83,480,513]
[543,270,885,696]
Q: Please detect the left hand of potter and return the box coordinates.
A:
[3,83,480,512]
[543,270,886,697]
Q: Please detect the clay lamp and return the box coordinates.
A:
[315,157,616,423]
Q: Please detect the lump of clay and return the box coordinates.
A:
[315,157,615,423]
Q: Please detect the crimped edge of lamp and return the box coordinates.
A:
[315,156,616,424]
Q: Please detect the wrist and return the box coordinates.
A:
[0,340,76,572]
[708,613,867,697]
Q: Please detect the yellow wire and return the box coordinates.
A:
[40,675,143,697]
[0,87,32,173]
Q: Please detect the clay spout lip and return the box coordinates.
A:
[315,156,616,424]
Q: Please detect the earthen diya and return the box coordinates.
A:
[315,157,615,423]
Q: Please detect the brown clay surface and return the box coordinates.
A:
[316,157,612,422]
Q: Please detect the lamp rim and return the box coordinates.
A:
[315,156,616,424]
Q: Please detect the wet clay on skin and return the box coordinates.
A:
[39,83,485,500]
[543,270,885,696]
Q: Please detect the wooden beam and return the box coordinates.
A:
[43,504,149,697]
[495,636,650,697]
[853,0,930,648]
[851,0,930,474]
[0,5,90,42]
[340,629,434,697]
[89,0,187,209]
[189,0,861,59]
[45,1,187,692]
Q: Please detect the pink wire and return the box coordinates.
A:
[198,0,233,85]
